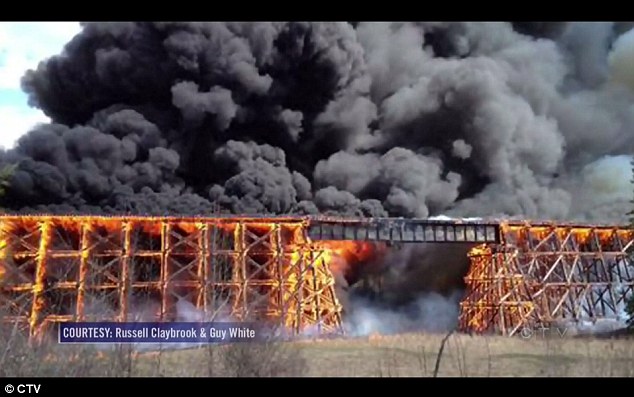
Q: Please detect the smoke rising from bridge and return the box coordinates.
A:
[2,22,634,336]
[0,22,633,223]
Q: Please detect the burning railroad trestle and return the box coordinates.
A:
[459,222,634,336]
[1,215,633,338]
[0,215,343,338]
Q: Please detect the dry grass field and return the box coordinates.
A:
[3,326,634,377]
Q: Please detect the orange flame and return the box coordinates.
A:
[0,236,7,280]
[314,240,384,276]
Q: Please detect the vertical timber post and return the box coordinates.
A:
[120,221,131,322]
[160,221,171,320]
[497,249,506,335]
[30,219,51,337]
[76,221,90,321]
[233,222,246,319]
[197,223,208,314]
[210,222,218,317]
[296,248,306,332]
[274,224,284,331]
[313,253,322,334]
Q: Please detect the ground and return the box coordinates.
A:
[152,333,634,377]
[3,330,634,377]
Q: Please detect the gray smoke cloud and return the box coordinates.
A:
[343,242,473,335]
[1,21,633,224]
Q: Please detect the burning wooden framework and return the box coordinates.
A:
[3,215,633,339]
[0,216,343,337]
[459,222,634,336]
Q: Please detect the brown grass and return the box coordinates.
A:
[0,322,307,377]
[2,325,634,377]
[0,323,141,377]
[141,331,634,377]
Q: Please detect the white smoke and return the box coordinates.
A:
[609,28,634,90]
[428,214,483,221]
[563,154,633,223]
[344,290,463,336]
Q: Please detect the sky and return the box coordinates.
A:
[0,22,82,149]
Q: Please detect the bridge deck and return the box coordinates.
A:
[307,218,500,243]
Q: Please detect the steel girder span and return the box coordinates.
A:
[0,216,342,337]
[459,222,634,336]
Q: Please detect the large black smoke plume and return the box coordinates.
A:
[3,22,634,334]
[3,21,633,221]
